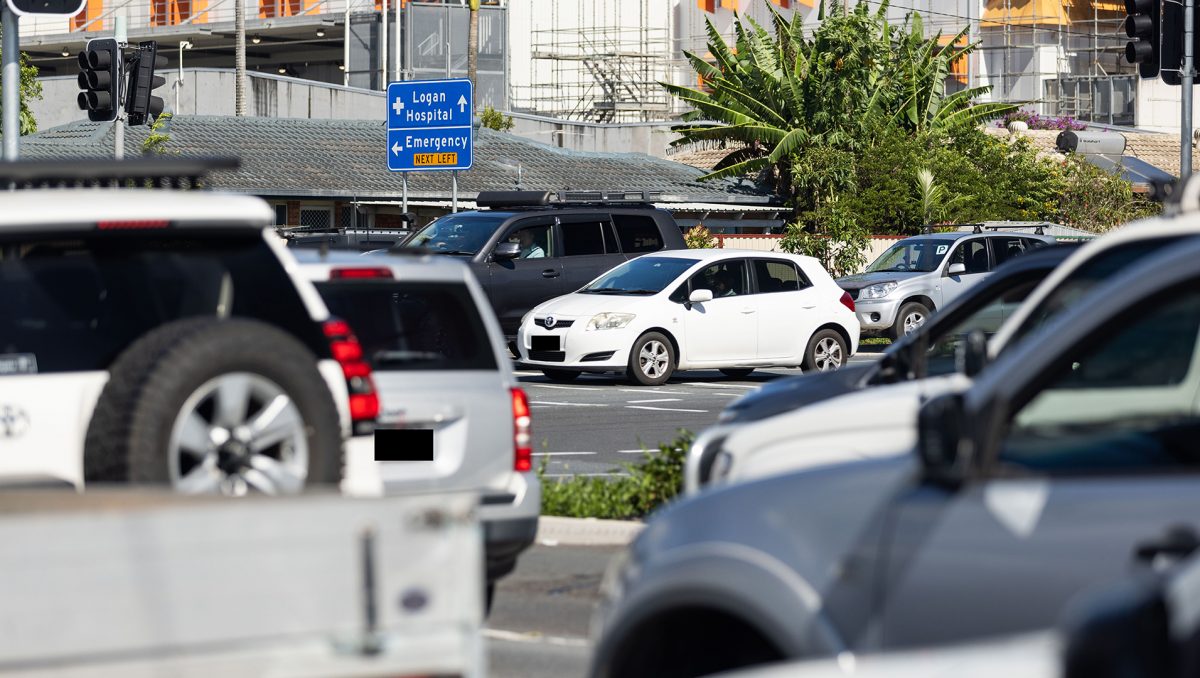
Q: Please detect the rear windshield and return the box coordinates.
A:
[0,232,322,374]
[315,281,497,371]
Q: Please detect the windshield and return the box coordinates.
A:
[580,256,698,296]
[401,214,507,255]
[866,239,956,273]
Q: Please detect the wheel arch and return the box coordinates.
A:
[813,322,853,354]
[900,295,936,314]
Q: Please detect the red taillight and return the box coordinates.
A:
[330,267,394,280]
[839,291,855,313]
[511,387,532,472]
[97,219,170,230]
[323,318,378,424]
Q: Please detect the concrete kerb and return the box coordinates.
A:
[536,515,645,546]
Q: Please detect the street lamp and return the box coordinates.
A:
[175,40,193,115]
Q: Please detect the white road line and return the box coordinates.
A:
[512,370,539,376]
[618,388,690,395]
[529,401,608,407]
[626,398,681,404]
[484,628,591,648]
[689,382,757,389]
[532,451,597,456]
[617,449,646,454]
[527,383,602,391]
[710,392,741,397]
[626,405,708,413]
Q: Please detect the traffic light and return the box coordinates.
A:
[1161,0,1183,85]
[125,41,167,126]
[4,0,86,16]
[1125,0,1161,79]
[77,38,120,123]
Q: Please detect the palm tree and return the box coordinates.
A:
[467,0,480,112]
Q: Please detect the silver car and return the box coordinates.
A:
[838,231,1056,338]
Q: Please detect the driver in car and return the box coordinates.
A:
[514,230,545,259]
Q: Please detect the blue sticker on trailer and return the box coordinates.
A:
[387,78,473,172]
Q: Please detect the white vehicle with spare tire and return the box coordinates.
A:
[0,160,378,494]
[516,250,859,385]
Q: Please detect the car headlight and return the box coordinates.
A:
[859,282,897,300]
[586,312,635,331]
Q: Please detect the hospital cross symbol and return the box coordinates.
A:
[392,98,404,116]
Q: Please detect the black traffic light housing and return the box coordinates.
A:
[4,0,86,16]
[1125,0,1161,79]
[77,38,120,123]
[126,41,167,126]
[1161,0,1184,85]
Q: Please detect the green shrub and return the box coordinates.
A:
[480,105,515,132]
[540,430,692,520]
[684,225,717,249]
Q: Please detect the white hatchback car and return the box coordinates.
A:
[516,250,859,385]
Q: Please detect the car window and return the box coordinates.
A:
[1003,237,1185,354]
[690,260,748,298]
[1001,290,1200,473]
[402,214,506,255]
[866,239,955,273]
[612,214,663,253]
[751,259,808,294]
[991,237,1028,266]
[949,239,990,274]
[925,280,1040,377]
[504,223,553,259]
[560,218,608,256]
[581,256,697,296]
[315,281,497,371]
[0,234,322,374]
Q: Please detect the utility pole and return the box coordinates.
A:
[114,15,126,160]
[235,0,246,116]
[2,5,18,160]
[1184,0,1195,180]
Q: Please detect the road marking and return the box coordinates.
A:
[689,382,757,389]
[625,405,708,413]
[484,628,591,648]
[710,392,741,397]
[529,401,608,407]
[617,449,646,454]
[532,451,597,456]
[618,388,690,394]
[626,398,681,404]
[512,370,539,376]
[527,383,601,391]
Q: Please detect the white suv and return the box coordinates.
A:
[294,249,540,590]
[0,185,376,494]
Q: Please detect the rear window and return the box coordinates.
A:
[315,281,497,372]
[612,214,663,253]
[0,232,322,374]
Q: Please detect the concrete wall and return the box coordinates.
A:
[1137,78,1200,135]
[506,111,678,158]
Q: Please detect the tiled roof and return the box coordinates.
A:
[983,127,1195,177]
[19,116,776,204]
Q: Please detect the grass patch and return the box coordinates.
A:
[860,337,892,346]
[539,430,692,520]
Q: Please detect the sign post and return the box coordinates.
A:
[386,78,473,205]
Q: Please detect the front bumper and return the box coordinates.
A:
[852,297,902,332]
[516,319,632,371]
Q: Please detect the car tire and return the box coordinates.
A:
[627,332,675,386]
[83,317,343,495]
[802,329,847,372]
[541,369,581,383]
[891,301,931,339]
[719,368,754,379]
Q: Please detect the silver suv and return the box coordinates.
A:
[837,230,1057,338]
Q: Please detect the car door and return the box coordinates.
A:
[680,259,758,364]
[940,237,991,307]
[482,216,565,336]
[876,289,1200,651]
[557,214,625,292]
[749,258,821,361]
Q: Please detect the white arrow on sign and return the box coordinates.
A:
[457,95,468,113]
[391,141,403,156]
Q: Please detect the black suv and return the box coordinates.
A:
[395,191,688,338]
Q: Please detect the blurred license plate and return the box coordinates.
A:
[375,428,434,461]
[532,336,559,351]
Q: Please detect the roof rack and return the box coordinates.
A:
[475,189,663,209]
[0,157,239,189]
[966,221,1059,236]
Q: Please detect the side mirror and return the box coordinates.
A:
[916,393,967,487]
[957,329,988,377]
[947,262,966,276]
[689,289,714,304]
[493,242,520,260]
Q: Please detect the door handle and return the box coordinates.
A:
[1134,525,1200,563]
[801,305,817,310]
[542,269,560,279]
[740,308,756,314]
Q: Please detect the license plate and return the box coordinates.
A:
[374,428,434,461]
[532,335,560,351]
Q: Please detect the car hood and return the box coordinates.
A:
[721,363,875,424]
[836,271,925,290]
[529,292,650,319]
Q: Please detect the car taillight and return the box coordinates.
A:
[511,387,532,472]
[97,219,170,230]
[324,318,379,424]
[330,267,393,280]
[839,291,855,313]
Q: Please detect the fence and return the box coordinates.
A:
[712,234,904,274]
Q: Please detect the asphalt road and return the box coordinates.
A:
[486,543,622,678]
[518,353,881,478]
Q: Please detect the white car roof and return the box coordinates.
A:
[293,249,474,284]
[648,248,822,266]
[0,190,274,231]
[989,212,1200,353]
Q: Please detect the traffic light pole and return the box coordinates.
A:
[113,15,126,160]
[2,6,19,161]
[1184,0,1195,180]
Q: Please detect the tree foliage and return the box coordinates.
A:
[0,37,43,136]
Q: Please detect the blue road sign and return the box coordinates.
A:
[387,78,473,172]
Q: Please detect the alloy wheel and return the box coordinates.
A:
[639,340,670,379]
[813,337,844,371]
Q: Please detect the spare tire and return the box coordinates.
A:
[84,317,342,495]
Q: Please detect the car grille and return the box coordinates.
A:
[534,318,574,329]
[528,350,566,362]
